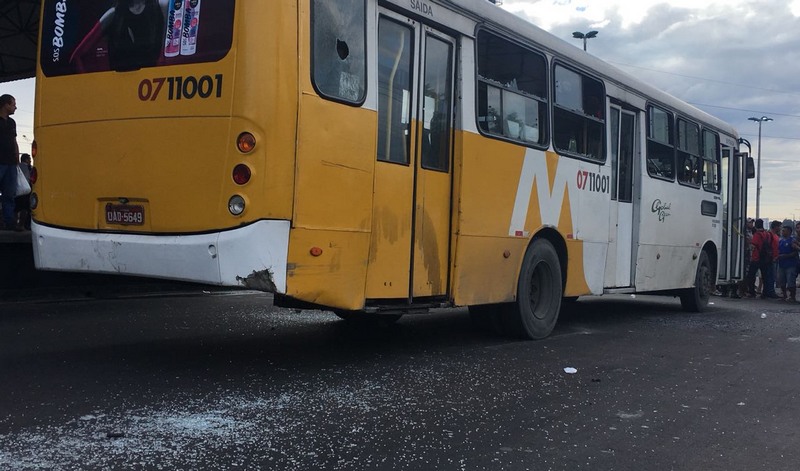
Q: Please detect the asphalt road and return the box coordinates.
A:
[1,290,799,470]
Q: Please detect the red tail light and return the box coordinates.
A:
[31,140,37,158]
[232,164,251,185]
[29,167,38,184]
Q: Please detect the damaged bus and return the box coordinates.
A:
[32,0,751,338]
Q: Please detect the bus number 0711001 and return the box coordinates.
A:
[138,74,223,101]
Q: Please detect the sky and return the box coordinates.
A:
[3,0,799,220]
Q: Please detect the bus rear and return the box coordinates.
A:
[33,1,298,291]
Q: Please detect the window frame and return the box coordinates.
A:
[646,104,676,182]
[474,28,549,149]
[676,117,702,189]
[419,31,455,173]
[702,129,722,193]
[375,15,415,166]
[551,61,606,163]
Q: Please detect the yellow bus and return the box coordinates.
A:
[32,0,750,338]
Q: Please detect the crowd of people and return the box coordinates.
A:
[720,217,800,302]
[0,93,32,232]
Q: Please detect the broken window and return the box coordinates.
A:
[476,30,548,147]
[553,64,605,161]
[311,0,366,104]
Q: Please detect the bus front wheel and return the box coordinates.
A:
[505,239,563,339]
[680,251,712,312]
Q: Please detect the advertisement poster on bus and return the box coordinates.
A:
[41,0,235,77]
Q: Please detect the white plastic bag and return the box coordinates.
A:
[15,166,31,197]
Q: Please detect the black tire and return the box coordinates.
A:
[680,250,712,312]
[504,239,563,339]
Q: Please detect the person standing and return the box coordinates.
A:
[764,220,782,298]
[0,94,19,230]
[747,219,765,298]
[14,153,32,231]
[747,219,774,298]
[777,225,798,302]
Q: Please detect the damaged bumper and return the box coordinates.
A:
[32,220,290,293]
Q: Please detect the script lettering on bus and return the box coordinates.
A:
[51,0,69,63]
[576,169,609,194]
[651,199,672,222]
[410,0,434,17]
[138,74,223,102]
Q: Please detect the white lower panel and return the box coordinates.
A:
[31,220,290,293]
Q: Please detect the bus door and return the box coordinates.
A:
[366,12,456,302]
[606,106,638,287]
[719,146,745,281]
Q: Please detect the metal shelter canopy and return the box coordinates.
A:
[0,0,39,83]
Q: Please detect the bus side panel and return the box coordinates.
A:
[452,236,528,306]
[637,177,716,292]
[288,95,376,308]
[285,228,370,310]
[635,245,698,292]
[451,132,598,306]
[451,132,527,305]
[293,95,375,232]
[455,133,526,238]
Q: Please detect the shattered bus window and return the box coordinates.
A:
[311,0,366,104]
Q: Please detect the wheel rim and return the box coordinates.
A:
[529,260,556,321]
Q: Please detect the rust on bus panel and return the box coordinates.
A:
[236,269,277,292]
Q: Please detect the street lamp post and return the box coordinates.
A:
[748,116,772,220]
[572,31,598,51]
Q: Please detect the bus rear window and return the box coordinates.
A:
[40,0,235,76]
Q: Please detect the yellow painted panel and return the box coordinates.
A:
[413,168,452,297]
[458,132,526,236]
[451,236,529,305]
[365,161,414,299]
[453,131,592,304]
[294,95,376,231]
[285,228,370,310]
[565,239,592,296]
[34,118,274,232]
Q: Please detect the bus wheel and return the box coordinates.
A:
[505,239,563,339]
[680,251,712,312]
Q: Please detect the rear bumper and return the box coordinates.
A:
[31,220,290,292]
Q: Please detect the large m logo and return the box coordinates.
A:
[508,150,576,238]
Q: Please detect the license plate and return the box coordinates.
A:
[105,203,145,226]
